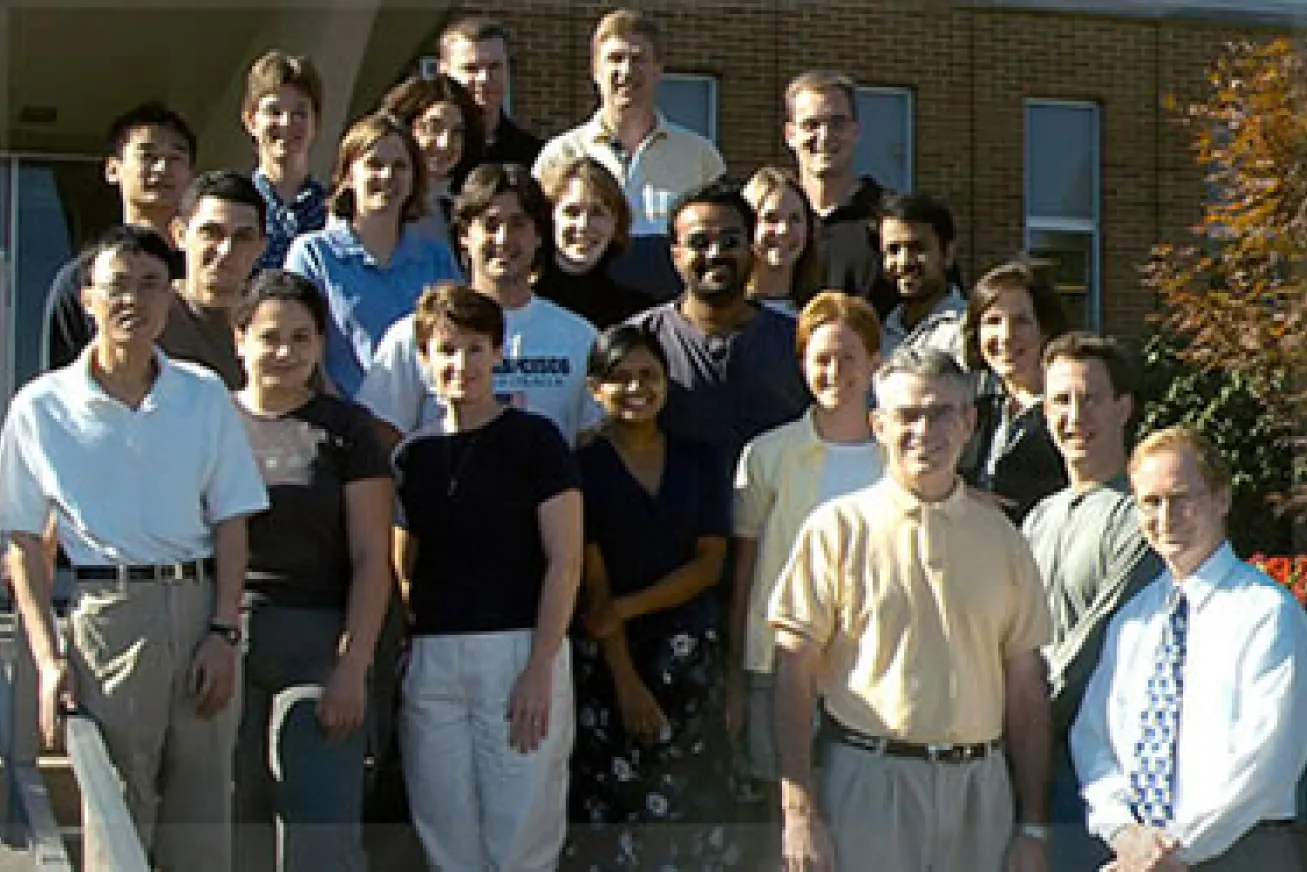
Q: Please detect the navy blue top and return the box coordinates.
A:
[579,435,730,645]
[252,170,328,270]
[395,408,581,636]
[628,300,810,467]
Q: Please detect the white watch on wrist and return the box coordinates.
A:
[1017,823,1050,841]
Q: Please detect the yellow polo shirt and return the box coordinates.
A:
[769,475,1051,745]
[734,409,885,673]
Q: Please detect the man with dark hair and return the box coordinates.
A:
[534,8,725,301]
[438,17,543,167]
[878,192,967,367]
[44,101,198,369]
[1023,332,1164,870]
[628,180,808,464]
[357,163,598,448]
[771,348,1053,872]
[784,70,896,318]
[1,224,268,872]
[160,170,268,388]
[1074,426,1307,870]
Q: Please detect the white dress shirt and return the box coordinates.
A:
[0,347,268,565]
[1071,542,1307,863]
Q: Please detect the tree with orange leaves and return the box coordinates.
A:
[1142,38,1306,528]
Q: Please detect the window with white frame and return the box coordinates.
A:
[657,73,718,144]
[1024,99,1101,330]
[854,86,914,193]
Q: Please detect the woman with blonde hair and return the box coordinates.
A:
[741,166,824,317]
[284,112,461,396]
[729,290,885,808]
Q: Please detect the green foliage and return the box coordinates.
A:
[1135,330,1297,554]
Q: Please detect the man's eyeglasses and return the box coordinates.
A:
[677,230,745,254]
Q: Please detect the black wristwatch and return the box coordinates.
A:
[208,621,242,646]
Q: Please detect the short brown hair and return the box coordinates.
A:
[1041,331,1136,399]
[329,113,427,224]
[743,166,825,308]
[539,156,632,255]
[414,282,505,353]
[963,259,1067,370]
[784,70,857,121]
[591,9,663,61]
[439,17,512,58]
[796,290,882,360]
[243,50,324,118]
[1129,426,1231,493]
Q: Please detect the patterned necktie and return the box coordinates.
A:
[1129,586,1189,828]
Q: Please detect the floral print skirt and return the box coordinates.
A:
[563,627,742,870]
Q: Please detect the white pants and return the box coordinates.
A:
[401,631,574,872]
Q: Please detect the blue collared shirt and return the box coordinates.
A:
[252,170,328,270]
[284,216,462,396]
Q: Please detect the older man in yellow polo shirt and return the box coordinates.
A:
[770,348,1054,872]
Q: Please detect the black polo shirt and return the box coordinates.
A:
[483,114,544,168]
[817,175,898,319]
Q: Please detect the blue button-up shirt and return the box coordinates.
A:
[284,216,462,396]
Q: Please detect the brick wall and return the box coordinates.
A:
[426,2,1286,338]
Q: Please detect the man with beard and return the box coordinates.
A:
[784,71,895,318]
[159,170,268,389]
[628,180,809,466]
[878,193,968,368]
[534,8,725,301]
[356,162,599,448]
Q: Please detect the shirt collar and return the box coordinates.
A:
[882,471,970,520]
[71,344,177,412]
[1171,540,1238,611]
[585,109,671,147]
[1067,471,1131,509]
[885,285,967,336]
[321,215,423,267]
[252,169,325,208]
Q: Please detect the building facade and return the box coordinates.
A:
[0,0,1299,402]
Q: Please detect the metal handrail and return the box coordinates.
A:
[0,610,72,868]
[1,605,148,870]
[65,716,149,872]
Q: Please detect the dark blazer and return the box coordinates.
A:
[961,389,1069,525]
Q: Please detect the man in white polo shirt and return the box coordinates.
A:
[0,225,268,872]
[532,8,725,301]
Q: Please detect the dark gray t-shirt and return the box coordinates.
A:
[628,299,810,466]
[1023,475,1165,736]
[240,394,391,608]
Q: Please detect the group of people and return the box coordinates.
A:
[2,6,1305,872]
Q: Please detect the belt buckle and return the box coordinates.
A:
[926,744,946,762]
[161,562,187,583]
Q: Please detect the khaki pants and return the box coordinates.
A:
[69,575,239,872]
[819,735,1014,872]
